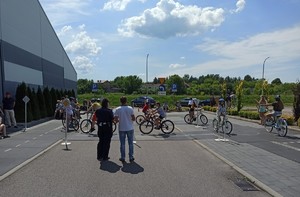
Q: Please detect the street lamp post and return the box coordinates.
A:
[262,56,270,95]
[146,54,149,96]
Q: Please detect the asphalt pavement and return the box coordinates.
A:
[0,108,300,197]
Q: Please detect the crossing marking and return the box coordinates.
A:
[16,144,21,147]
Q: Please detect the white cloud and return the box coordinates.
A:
[118,0,225,39]
[65,30,101,56]
[169,63,186,69]
[231,0,246,13]
[102,0,132,11]
[72,56,94,74]
[39,0,95,26]
[57,25,72,37]
[165,25,300,82]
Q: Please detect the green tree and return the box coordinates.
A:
[43,87,53,117]
[235,80,244,112]
[271,78,282,85]
[25,87,34,122]
[37,86,47,118]
[31,88,40,120]
[123,75,143,94]
[15,82,28,122]
[293,81,300,122]
[77,79,94,94]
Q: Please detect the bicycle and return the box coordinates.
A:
[212,115,233,134]
[62,116,79,131]
[184,108,208,125]
[136,113,155,125]
[139,118,175,134]
[264,115,288,137]
[80,112,117,134]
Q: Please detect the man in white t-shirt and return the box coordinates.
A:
[114,96,136,163]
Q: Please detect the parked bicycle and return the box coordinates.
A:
[80,112,116,134]
[212,114,233,134]
[184,108,208,125]
[139,118,175,134]
[264,115,288,137]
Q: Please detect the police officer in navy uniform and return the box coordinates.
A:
[95,98,114,161]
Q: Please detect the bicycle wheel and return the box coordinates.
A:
[136,115,145,125]
[222,121,233,134]
[277,119,288,137]
[72,119,79,131]
[184,114,193,124]
[139,120,154,134]
[264,117,274,133]
[212,118,219,132]
[161,120,174,134]
[80,119,92,133]
[199,114,208,125]
[112,122,117,133]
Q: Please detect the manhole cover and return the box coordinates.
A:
[234,178,259,191]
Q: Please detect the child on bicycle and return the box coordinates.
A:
[83,99,101,132]
[265,95,284,123]
[189,99,197,122]
[151,102,166,129]
[216,98,226,124]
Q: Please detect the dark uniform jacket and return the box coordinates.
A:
[95,108,114,132]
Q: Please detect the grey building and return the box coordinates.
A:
[0,0,77,100]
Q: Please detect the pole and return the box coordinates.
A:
[262,57,270,95]
[146,54,149,96]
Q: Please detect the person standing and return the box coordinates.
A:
[2,92,17,128]
[0,116,10,139]
[114,96,136,163]
[256,95,268,125]
[95,98,114,161]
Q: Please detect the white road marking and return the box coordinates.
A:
[33,137,37,140]
[25,140,30,143]
[271,141,300,152]
[40,134,43,137]
[16,144,21,147]
[4,148,12,152]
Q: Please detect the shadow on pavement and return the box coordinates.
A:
[100,161,122,173]
[121,162,144,174]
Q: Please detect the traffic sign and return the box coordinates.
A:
[92,83,98,92]
[172,84,177,92]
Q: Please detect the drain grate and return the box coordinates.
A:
[234,178,259,191]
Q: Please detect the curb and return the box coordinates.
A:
[192,139,283,197]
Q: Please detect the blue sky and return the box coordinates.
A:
[39,0,300,83]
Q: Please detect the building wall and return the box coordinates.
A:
[0,0,77,100]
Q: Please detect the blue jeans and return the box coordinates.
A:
[119,130,134,160]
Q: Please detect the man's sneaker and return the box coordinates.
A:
[129,158,135,162]
[3,135,10,138]
[119,158,125,162]
[89,128,95,133]
[14,126,18,128]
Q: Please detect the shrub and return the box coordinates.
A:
[281,115,294,126]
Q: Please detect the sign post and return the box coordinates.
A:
[61,98,71,150]
[22,96,30,132]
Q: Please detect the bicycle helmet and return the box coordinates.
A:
[275,95,280,101]
[219,98,225,103]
